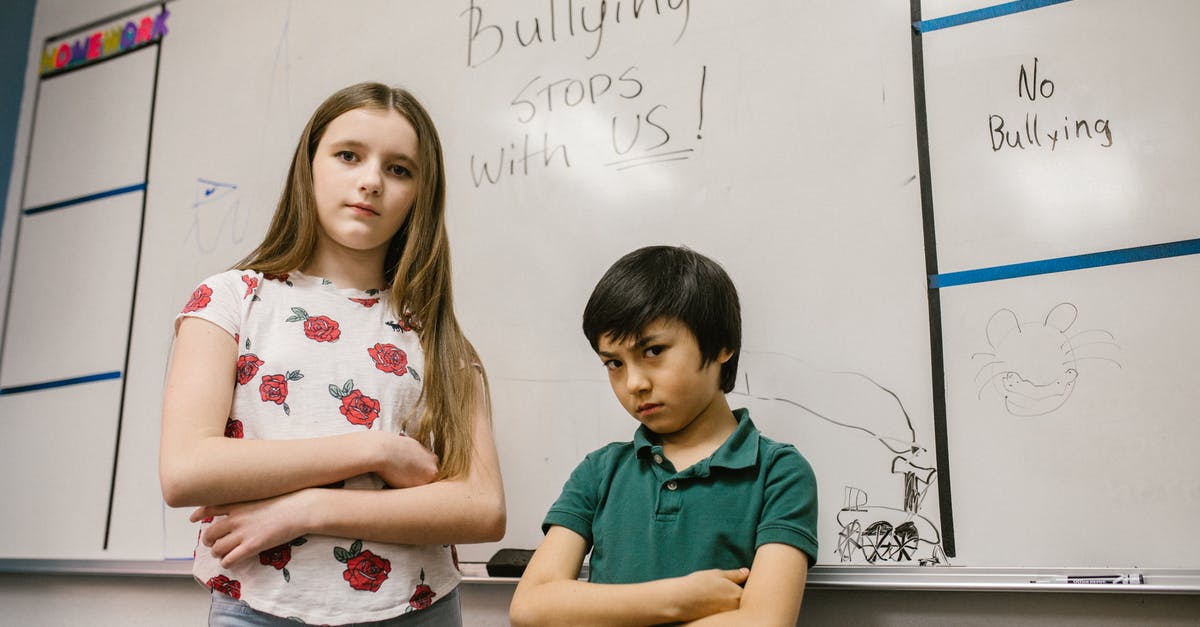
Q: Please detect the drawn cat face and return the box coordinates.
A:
[980,303,1079,417]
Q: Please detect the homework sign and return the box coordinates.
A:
[40,6,169,77]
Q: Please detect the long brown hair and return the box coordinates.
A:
[237,82,484,479]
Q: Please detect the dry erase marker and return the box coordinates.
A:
[1031,574,1144,584]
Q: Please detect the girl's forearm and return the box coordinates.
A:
[303,463,506,545]
[160,430,391,507]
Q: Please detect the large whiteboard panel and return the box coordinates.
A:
[23,46,155,208]
[922,0,1200,272]
[0,192,142,387]
[142,0,932,566]
[0,380,122,559]
[940,254,1200,567]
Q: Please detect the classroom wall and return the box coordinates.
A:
[2,1,1198,625]
[1,573,1199,627]
[0,0,35,240]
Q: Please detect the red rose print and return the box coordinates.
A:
[259,371,303,415]
[304,315,341,342]
[259,374,288,405]
[343,550,391,592]
[339,390,381,428]
[286,307,341,342]
[182,284,212,313]
[407,568,437,610]
[350,297,380,308]
[259,544,292,570]
[368,343,408,376]
[224,417,243,439]
[409,583,435,609]
[259,538,307,582]
[241,274,258,298]
[235,354,263,385]
[207,575,241,599]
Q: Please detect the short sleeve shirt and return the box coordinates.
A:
[543,409,818,584]
[177,269,458,625]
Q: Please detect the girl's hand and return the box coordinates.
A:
[191,489,316,568]
[373,431,439,489]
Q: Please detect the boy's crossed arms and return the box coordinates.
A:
[512,527,808,626]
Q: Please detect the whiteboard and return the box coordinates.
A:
[0,0,1197,588]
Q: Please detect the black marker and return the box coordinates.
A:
[1031,574,1144,584]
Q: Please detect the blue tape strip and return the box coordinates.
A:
[0,371,122,395]
[915,0,1073,32]
[931,238,1200,288]
[23,183,146,215]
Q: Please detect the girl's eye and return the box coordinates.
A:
[389,165,411,177]
[336,150,357,162]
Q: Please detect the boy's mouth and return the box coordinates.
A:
[636,403,662,416]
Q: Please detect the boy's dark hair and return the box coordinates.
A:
[582,245,742,393]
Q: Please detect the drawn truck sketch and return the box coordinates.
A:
[973,302,1121,417]
[736,355,947,565]
[830,387,946,565]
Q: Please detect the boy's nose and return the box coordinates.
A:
[624,366,650,393]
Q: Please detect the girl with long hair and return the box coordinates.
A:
[160,82,505,626]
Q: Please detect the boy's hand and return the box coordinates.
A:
[674,567,750,620]
[373,431,439,488]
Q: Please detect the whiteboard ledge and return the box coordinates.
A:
[0,558,195,577]
[804,566,1200,594]
[1,561,1197,593]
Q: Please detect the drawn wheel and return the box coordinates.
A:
[893,522,919,562]
[837,520,862,562]
[861,521,894,563]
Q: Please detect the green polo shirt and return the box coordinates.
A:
[543,408,818,584]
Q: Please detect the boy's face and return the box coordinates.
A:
[597,318,731,436]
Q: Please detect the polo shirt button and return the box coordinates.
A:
[666,480,678,491]
[653,454,663,464]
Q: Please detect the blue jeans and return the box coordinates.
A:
[208,587,462,626]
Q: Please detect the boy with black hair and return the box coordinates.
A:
[510,245,818,626]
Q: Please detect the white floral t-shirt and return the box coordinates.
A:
[177,269,459,625]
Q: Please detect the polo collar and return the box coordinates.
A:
[634,408,760,474]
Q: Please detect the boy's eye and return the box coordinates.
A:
[603,359,622,370]
[644,345,665,358]
[335,150,358,162]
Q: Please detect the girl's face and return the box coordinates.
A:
[310,106,420,263]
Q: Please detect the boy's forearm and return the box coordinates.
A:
[510,578,692,627]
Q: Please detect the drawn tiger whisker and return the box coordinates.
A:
[974,360,1006,383]
[1065,356,1123,368]
[1063,339,1121,352]
[1064,329,1116,346]
[976,369,1011,399]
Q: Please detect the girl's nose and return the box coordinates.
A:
[359,166,382,195]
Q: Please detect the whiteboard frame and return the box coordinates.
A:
[0,560,1197,593]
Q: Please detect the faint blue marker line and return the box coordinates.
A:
[0,371,122,395]
[915,0,1074,33]
[930,238,1200,288]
